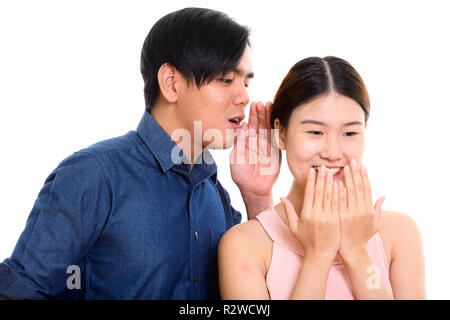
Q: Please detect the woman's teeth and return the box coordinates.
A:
[312,166,342,175]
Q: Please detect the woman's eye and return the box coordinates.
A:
[307,131,323,136]
[344,132,358,137]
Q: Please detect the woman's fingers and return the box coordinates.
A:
[323,169,333,215]
[302,167,316,213]
[373,196,386,228]
[313,165,326,211]
[360,164,373,210]
[338,180,347,216]
[331,181,339,216]
[350,159,365,213]
[343,164,355,213]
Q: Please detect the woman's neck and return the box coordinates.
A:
[286,181,306,217]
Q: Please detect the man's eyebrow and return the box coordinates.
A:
[300,120,363,126]
[232,68,254,78]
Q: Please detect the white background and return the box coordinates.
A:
[0,0,449,299]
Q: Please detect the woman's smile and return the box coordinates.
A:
[312,166,344,180]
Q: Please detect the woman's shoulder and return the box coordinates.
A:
[219,218,273,270]
[378,210,422,261]
[379,210,420,237]
[221,218,272,249]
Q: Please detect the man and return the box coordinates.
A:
[0,7,280,299]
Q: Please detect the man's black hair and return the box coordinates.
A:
[140,7,251,111]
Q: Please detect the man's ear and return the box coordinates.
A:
[273,119,286,150]
[157,63,179,103]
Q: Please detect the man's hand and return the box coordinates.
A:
[230,101,281,219]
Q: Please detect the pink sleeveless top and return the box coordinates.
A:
[256,206,393,300]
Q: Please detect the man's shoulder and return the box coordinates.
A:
[60,131,141,162]
[53,130,149,176]
[81,130,141,156]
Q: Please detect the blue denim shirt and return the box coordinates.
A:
[0,111,242,299]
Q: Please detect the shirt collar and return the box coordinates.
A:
[136,111,218,182]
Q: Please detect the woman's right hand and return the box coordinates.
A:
[280,165,342,263]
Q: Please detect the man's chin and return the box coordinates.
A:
[224,138,236,150]
[201,127,237,150]
[203,139,234,151]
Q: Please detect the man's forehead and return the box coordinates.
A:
[235,45,253,77]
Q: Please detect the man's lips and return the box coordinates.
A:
[228,121,243,130]
[228,115,245,129]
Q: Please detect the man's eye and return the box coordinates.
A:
[307,131,323,136]
[219,78,233,84]
[344,132,358,137]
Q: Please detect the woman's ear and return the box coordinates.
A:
[273,119,286,150]
[157,63,179,103]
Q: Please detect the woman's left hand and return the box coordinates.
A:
[338,159,386,260]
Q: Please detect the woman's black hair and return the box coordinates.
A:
[270,56,370,129]
[140,7,251,111]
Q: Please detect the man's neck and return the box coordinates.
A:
[150,102,203,168]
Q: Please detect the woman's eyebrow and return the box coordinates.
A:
[343,121,363,127]
[300,120,325,126]
[300,120,363,126]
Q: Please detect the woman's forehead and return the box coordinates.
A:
[293,94,364,123]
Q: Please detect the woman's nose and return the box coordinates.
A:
[320,137,342,162]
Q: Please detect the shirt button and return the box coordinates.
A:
[194,275,199,284]
[194,231,199,240]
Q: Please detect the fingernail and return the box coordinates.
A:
[327,169,332,178]
[361,164,366,172]
[351,159,357,168]
[344,165,350,174]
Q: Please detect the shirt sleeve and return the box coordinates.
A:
[214,179,242,228]
[230,205,242,226]
[0,151,111,299]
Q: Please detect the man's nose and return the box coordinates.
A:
[233,82,250,107]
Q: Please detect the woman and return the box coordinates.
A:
[218,56,426,299]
